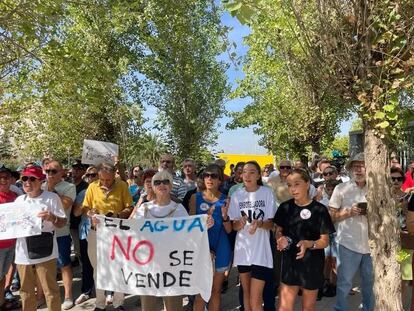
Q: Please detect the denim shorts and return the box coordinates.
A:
[57,235,72,268]
[0,246,15,278]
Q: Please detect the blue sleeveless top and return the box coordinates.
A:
[195,192,231,269]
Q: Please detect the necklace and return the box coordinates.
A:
[147,203,177,218]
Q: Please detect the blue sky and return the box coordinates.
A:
[215,12,352,154]
[143,11,352,155]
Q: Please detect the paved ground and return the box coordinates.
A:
[31,265,383,311]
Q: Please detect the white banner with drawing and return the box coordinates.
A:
[96,215,213,301]
[81,139,119,165]
[0,202,42,239]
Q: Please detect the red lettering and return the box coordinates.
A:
[132,240,154,265]
[110,235,132,260]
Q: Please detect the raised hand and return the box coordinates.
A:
[206,205,215,229]
[276,236,289,251]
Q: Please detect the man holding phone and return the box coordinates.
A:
[329,153,374,311]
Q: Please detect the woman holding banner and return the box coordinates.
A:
[189,164,232,311]
[132,170,188,311]
[228,161,276,311]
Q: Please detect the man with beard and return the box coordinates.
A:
[329,153,374,311]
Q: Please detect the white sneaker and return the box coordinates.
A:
[75,293,91,305]
[62,298,74,310]
[106,294,113,305]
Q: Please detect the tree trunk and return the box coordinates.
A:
[364,127,402,310]
[311,142,320,155]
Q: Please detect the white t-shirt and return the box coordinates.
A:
[329,181,369,254]
[14,191,66,265]
[133,200,188,219]
[228,186,276,268]
[42,180,76,237]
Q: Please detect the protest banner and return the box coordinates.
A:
[0,202,42,239]
[81,139,119,165]
[96,215,213,302]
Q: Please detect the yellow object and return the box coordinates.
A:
[83,179,133,215]
[216,153,274,176]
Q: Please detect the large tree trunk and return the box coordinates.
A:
[364,127,402,310]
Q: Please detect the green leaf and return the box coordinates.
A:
[224,1,243,12]
[387,112,398,120]
[239,5,256,21]
[383,104,395,112]
[377,121,390,129]
[374,111,386,119]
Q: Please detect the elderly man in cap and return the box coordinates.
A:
[43,160,77,310]
[267,159,293,206]
[329,153,374,311]
[14,165,67,311]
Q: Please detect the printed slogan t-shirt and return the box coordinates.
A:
[228,186,276,268]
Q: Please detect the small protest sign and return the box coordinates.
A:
[96,215,213,302]
[0,202,42,239]
[81,139,119,165]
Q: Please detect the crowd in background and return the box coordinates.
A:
[0,152,413,311]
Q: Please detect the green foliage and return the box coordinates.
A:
[321,135,350,158]
[225,0,351,156]
[0,0,228,165]
[350,118,364,131]
[139,0,229,162]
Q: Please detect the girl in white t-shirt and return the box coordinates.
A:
[229,161,276,311]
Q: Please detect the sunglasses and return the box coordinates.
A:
[323,171,335,176]
[22,176,38,182]
[86,173,98,178]
[391,177,404,182]
[45,169,58,175]
[279,166,292,170]
[153,179,170,186]
[203,172,219,180]
[161,160,172,164]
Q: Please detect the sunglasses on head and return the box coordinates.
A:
[45,169,58,175]
[203,172,219,180]
[391,176,404,182]
[22,176,38,182]
[153,179,170,186]
[86,173,97,178]
[279,166,291,170]
[323,171,335,176]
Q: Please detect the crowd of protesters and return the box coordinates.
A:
[0,151,413,311]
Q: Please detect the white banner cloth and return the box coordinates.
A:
[81,139,119,165]
[0,202,42,239]
[96,215,213,301]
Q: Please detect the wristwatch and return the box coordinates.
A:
[311,241,317,249]
[222,215,230,222]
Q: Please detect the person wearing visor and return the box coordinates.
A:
[14,165,66,311]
